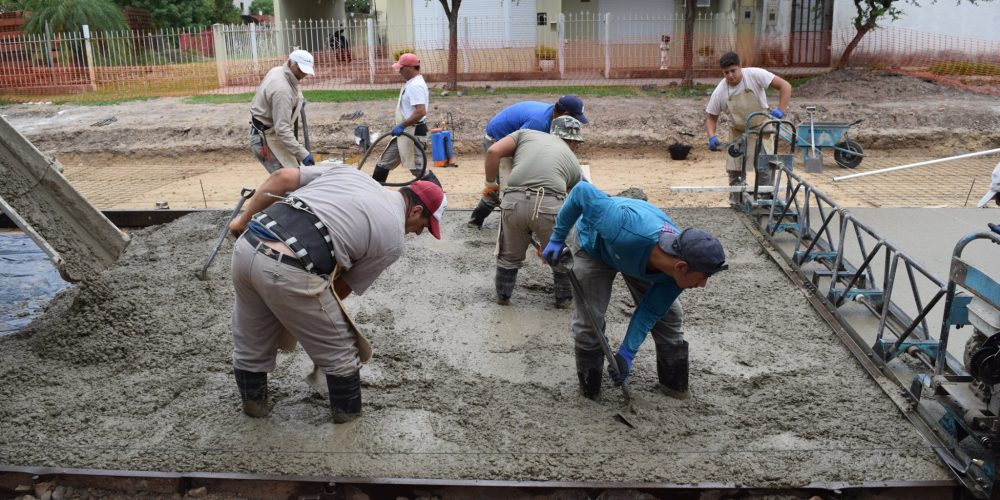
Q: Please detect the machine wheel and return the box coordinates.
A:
[834,141,863,169]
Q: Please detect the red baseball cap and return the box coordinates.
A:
[392,53,420,70]
[409,180,446,239]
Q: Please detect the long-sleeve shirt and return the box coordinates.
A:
[550,181,683,357]
[250,65,309,161]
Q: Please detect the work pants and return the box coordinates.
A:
[497,190,563,269]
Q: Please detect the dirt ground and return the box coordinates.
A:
[1,69,998,495]
[2,69,998,211]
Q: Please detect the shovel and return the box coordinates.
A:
[803,105,824,173]
[196,186,255,280]
[531,239,640,428]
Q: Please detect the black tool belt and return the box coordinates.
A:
[414,122,428,137]
[251,197,336,276]
[250,116,270,133]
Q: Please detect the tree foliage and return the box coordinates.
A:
[0,0,28,13]
[345,0,370,14]
[111,0,226,29]
[248,0,272,16]
[22,0,127,33]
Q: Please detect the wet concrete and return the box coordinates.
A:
[0,209,950,485]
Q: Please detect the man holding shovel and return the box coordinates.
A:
[249,50,316,173]
[542,182,727,400]
[487,116,585,308]
[227,163,446,423]
[705,51,791,206]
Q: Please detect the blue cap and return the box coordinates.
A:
[658,228,728,276]
[556,94,589,124]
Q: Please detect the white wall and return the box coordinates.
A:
[411,0,538,49]
[832,0,1000,43]
[599,0,677,41]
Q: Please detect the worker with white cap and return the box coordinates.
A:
[977,162,1000,208]
[249,49,316,173]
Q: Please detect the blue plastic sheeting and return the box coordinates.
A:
[0,233,68,334]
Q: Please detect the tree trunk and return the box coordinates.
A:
[438,0,461,90]
[835,24,871,69]
[681,0,696,86]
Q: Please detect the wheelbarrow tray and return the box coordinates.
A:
[793,122,855,148]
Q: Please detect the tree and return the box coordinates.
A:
[21,0,127,33]
[680,0,696,86]
[112,0,213,29]
[248,0,272,16]
[208,0,240,24]
[0,0,28,13]
[435,0,461,90]
[837,0,991,68]
[345,0,370,14]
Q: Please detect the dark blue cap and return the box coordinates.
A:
[658,228,728,276]
[556,94,589,124]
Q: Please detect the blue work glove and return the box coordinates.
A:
[302,153,315,166]
[769,108,785,119]
[708,135,719,151]
[541,240,566,266]
[609,346,634,385]
[391,124,405,137]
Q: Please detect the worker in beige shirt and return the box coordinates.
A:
[249,50,316,173]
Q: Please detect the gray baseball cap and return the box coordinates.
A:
[658,228,728,276]
[550,115,584,142]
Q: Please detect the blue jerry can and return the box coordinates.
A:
[430,128,455,167]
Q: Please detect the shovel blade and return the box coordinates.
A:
[804,153,824,173]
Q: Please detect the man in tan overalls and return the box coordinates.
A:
[249,50,315,173]
[705,51,791,206]
[371,53,442,187]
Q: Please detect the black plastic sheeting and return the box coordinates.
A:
[0,233,68,334]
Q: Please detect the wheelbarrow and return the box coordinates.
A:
[788,117,865,168]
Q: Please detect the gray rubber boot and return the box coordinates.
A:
[420,169,443,188]
[468,197,497,229]
[327,371,362,423]
[372,166,390,184]
[234,368,269,418]
[727,171,743,207]
[656,340,690,400]
[495,267,518,305]
[575,347,605,400]
[553,270,572,309]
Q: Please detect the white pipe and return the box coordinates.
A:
[833,148,1000,182]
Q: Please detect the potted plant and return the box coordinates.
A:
[697,45,715,65]
[536,45,557,71]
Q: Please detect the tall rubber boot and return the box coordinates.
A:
[372,166,390,184]
[575,347,605,400]
[553,270,572,309]
[234,368,269,418]
[656,340,690,400]
[495,267,518,305]
[420,169,443,188]
[327,371,362,423]
[467,197,497,229]
[727,171,743,207]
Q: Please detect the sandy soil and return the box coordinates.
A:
[0,208,950,485]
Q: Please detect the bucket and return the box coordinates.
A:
[431,128,454,167]
[668,143,692,161]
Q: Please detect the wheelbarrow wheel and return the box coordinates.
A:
[834,140,863,169]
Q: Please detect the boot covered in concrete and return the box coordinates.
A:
[420,169,443,188]
[327,371,362,423]
[468,197,497,229]
[234,368,269,418]
[727,171,743,207]
[553,270,572,309]
[495,267,518,305]
[656,340,690,400]
[575,347,605,400]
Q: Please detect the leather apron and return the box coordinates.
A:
[395,87,419,173]
[725,89,773,172]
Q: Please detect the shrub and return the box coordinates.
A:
[535,46,557,60]
[929,60,1000,76]
[392,48,415,61]
[697,45,715,57]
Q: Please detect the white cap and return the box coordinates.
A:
[977,162,1000,208]
[288,49,314,76]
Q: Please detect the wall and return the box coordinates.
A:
[832,0,1000,47]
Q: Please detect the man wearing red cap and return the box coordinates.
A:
[372,52,442,187]
[227,162,446,423]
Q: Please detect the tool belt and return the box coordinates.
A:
[251,196,337,276]
[250,116,270,134]
[413,122,428,137]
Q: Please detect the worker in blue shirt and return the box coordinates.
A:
[542,182,728,400]
[469,95,589,228]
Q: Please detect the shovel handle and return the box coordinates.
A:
[199,187,257,277]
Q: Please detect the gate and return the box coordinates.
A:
[790,0,832,65]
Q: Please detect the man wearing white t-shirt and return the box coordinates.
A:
[372,52,442,187]
[705,52,791,205]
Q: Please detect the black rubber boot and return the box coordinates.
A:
[327,371,362,423]
[656,340,690,400]
[553,270,572,309]
[234,368,269,418]
[575,347,605,400]
[495,267,518,305]
[468,198,497,229]
[420,169,443,188]
[372,166,390,184]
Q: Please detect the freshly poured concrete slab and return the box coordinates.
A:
[0,209,949,485]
